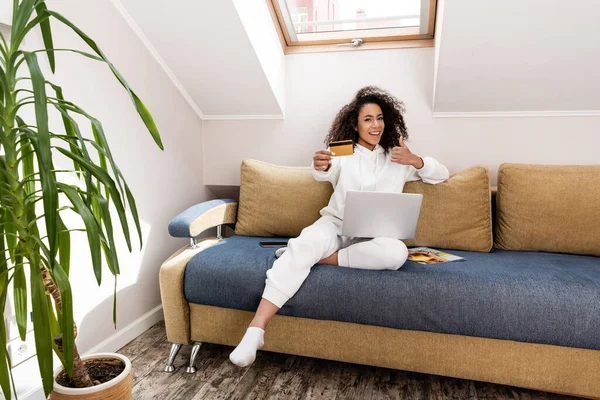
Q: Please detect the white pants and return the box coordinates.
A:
[262,215,409,308]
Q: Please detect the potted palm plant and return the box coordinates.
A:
[1,1,163,398]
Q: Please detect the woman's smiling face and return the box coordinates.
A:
[355,103,384,151]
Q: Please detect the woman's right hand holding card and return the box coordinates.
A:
[313,149,335,171]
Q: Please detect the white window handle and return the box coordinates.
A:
[337,38,364,48]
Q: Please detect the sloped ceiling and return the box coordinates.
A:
[119,0,283,117]
[118,0,600,116]
[434,0,600,113]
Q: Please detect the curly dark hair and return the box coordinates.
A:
[324,86,408,154]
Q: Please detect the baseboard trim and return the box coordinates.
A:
[21,305,164,400]
[432,110,600,118]
[85,304,164,355]
[202,114,285,120]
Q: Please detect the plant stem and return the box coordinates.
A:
[31,222,92,388]
[40,265,77,339]
[54,335,93,388]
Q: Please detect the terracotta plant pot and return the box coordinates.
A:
[50,353,132,400]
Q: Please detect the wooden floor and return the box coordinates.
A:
[118,321,586,400]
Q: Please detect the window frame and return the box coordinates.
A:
[266,0,437,54]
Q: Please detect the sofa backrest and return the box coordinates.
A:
[494,163,600,257]
[235,159,493,252]
[233,159,600,256]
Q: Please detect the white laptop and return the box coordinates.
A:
[342,191,423,239]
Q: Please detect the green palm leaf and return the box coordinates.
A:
[50,262,74,377]
[30,258,54,395]
[0,263,12,400]
[0,316,12,400]
[23,52,58,268]
[44,9,164,150]
[58,184,103,285]
[35,2,55,73]
[57,216,71,277]
[12,256,27,341]
[47,84,83,174]
[11,0,36,47]
[56,148,133,252]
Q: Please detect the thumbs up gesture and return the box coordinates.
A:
[391,137,424,169]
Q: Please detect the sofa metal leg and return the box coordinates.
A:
[164,343,182,373]
[186,342,202,374]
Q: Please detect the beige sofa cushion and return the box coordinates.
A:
[403,166,493,252]
[235,159,333,237]
[494,163,600,256]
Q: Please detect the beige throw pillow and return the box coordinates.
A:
[494,163,600,256]
[403,166,493,252]
[234,159,333,237]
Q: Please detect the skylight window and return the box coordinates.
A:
[269,0,436,52]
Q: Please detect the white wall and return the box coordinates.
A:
[0,1,11,27]
[434,0,600,112]
[10,0,211,397]
[202,48,600,187]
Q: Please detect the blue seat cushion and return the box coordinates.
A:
[184,235,600,350]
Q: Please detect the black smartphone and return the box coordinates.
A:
[259,241,288,247]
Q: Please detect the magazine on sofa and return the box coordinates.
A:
[407,247,465,265]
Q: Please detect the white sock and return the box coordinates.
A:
[229,327,265,367]
[275,247,287,258]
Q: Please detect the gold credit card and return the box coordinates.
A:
[328,140,354,156]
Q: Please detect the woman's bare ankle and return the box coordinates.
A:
[318,252,339,266]
[249,319,267,330]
